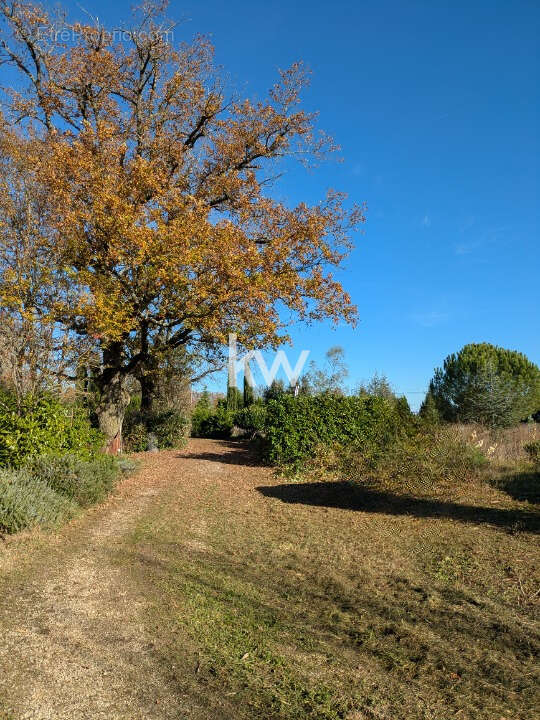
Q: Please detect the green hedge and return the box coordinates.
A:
[234,404,267,434]
[0,389,103,468]
[196,407,234,439]
[263,394,410,465]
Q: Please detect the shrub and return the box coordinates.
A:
[115,456,140,475]
[234,404,267,435]
[190,392,214,437]
[0,468,78,534]
[151,410,190,449]
[123,409,189,451]
[24,453,119,507]
[524,441,540,468]
[263,379,287,402]
[123,396,148,452]
[189,392,234,439]
[263,394,411,466]
[0,389,103,468]
[339,425,487,493]
[123,420,149,452]
[196,407,234,439]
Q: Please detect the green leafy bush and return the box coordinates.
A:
[0,389,103,468]
[190,393,214,437]
[123,397,148,452]
[0,469,78,534]
[234,404,267,435]
[123,409,189,451]
[152,410,190,448]
[196,407,234,439]
[190,392,234,439]
[24,454,119,507]
[264,394,411,466]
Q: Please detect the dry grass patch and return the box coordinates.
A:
[0,439,537,719]
[120,441,539,720]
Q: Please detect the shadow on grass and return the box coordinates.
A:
[180,440,262,467]
[257,481,540,534]
[490,469,540,503]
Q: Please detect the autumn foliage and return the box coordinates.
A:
[0,1,363,448]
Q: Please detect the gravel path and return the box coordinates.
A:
[0,440,259,720]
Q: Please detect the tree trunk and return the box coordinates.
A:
[139,372,156,418]
[96,364,131,454]
[96,372,130,453]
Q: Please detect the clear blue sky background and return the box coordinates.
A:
[30,1,540,406]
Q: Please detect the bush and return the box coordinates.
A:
[0,389,103,468]
[115,456,140,475]
[263,394,412,466]
[190,393,214,437]
[123,420,149,452]
[0,468,78,534]
[123,409,189,452]
[152,410,190,449]
[339,425,487,493]
[197,407,235,439]
[24,453,119,507]
[234,404,267,435]
[190,392,234,439]
[524,441,540,468]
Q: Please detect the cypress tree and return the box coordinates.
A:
[243,359,255,406]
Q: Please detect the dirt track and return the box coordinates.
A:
[0,440,269,720]
[0,439,538,720]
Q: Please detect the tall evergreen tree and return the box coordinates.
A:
[428,343,540,427]
[419,390,440,425]
[243,359,255,407]
[226,372,242,412]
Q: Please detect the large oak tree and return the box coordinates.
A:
[0,0,363,450]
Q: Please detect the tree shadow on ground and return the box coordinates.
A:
[489,470,540,503]
[257,481,540,534]
[179,441,262,467]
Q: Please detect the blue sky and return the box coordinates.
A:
[187,0,539,405]
[20,1,540,406]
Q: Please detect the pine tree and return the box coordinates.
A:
[428,343,540,427]
[419,390,440,425]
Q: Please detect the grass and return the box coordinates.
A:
[0,438,537,718]
[117,442,539,720]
